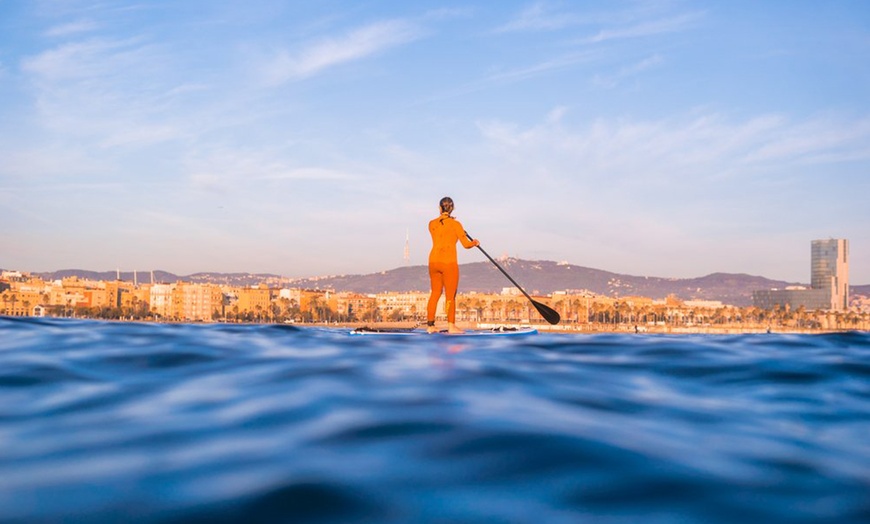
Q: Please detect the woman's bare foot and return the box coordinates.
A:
[447,323,464,334]
[427,325,439,334]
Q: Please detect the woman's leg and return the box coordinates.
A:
[427,264,444,325]
[443,263,460,325]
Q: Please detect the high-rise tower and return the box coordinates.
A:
[811,239,849,310]
[753,238,850,311]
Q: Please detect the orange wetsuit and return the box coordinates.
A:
[427,212,477,324]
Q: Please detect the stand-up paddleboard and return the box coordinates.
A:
[349,326,538,337]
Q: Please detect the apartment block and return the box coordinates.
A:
[376,291,432,319]
[150,284,174,319]
[172,282,223,321]
[236,285,272,318]
[335,292,377,320]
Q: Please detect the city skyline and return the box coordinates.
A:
[6,238,869,303]
[2,240,869,287]
[5,267,870,327]
[2,1,869,283]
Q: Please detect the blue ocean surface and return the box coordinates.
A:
[1,317,868,523]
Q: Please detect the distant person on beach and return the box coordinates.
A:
[427,196,479,334]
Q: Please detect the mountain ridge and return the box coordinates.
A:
[11,260,868,307]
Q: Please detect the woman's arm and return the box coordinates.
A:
[455,220,479,249]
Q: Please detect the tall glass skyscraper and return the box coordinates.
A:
[753,239,849,311]
[811,238,849,310]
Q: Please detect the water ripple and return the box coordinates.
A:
[1,318,868,523]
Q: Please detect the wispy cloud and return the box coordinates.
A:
[262,19,424,85]
[476,3,696,100]
[22,37,151,81]
[417,50,598,104]
[0,181,123,193]
[495,1,701,41]
[422,7,474,22]
[745,116,870,164]
[44,19,98,38]
[476,110,870,186]
[262,167,357,181]
[484,50,598,84]
[20,35,190,148]
[1,146,115,179]
[579,12,702,44]
[186,149,359,194]
[467,108,870,278]
[494,1,588,33]
[592,53,663,88]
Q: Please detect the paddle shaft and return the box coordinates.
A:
[466,232,536,304]
[465,231,560,324]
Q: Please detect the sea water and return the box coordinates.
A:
[1,317,868,523]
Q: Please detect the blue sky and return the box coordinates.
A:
[1,1,868,284]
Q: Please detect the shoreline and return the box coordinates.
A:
[330,321,865,335]
[4,315,866,334]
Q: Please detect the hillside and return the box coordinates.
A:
[25,269,287,288]
[15,260,868,307]
[289,259,797,307]
[22,261,794,307]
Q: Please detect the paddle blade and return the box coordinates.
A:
[532,300,561,325]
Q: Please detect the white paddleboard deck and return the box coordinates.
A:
[349,326,538,337]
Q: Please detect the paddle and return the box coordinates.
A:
[465,231,561,325]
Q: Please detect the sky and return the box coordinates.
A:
[1,0,869,284]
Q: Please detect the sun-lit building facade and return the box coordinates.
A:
[811,238,849,310]
[753,239,849,311]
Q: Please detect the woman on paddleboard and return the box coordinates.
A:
[427,196,479,334]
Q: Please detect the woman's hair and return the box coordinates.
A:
[439,196,454,214]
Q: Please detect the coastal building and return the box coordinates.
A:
[294,289,336,321]
[278,288,303,305]
[150,284,174,319]
[335,292,377,321]
[376,291,431,321]
[236,285,272,319]
[0,288,43,316]
[172,282,223,321]
[753,239,849,311]
[82,288,110,309]
[104,281,127,310]
[0,270,27,283]
[128,286,151,314]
